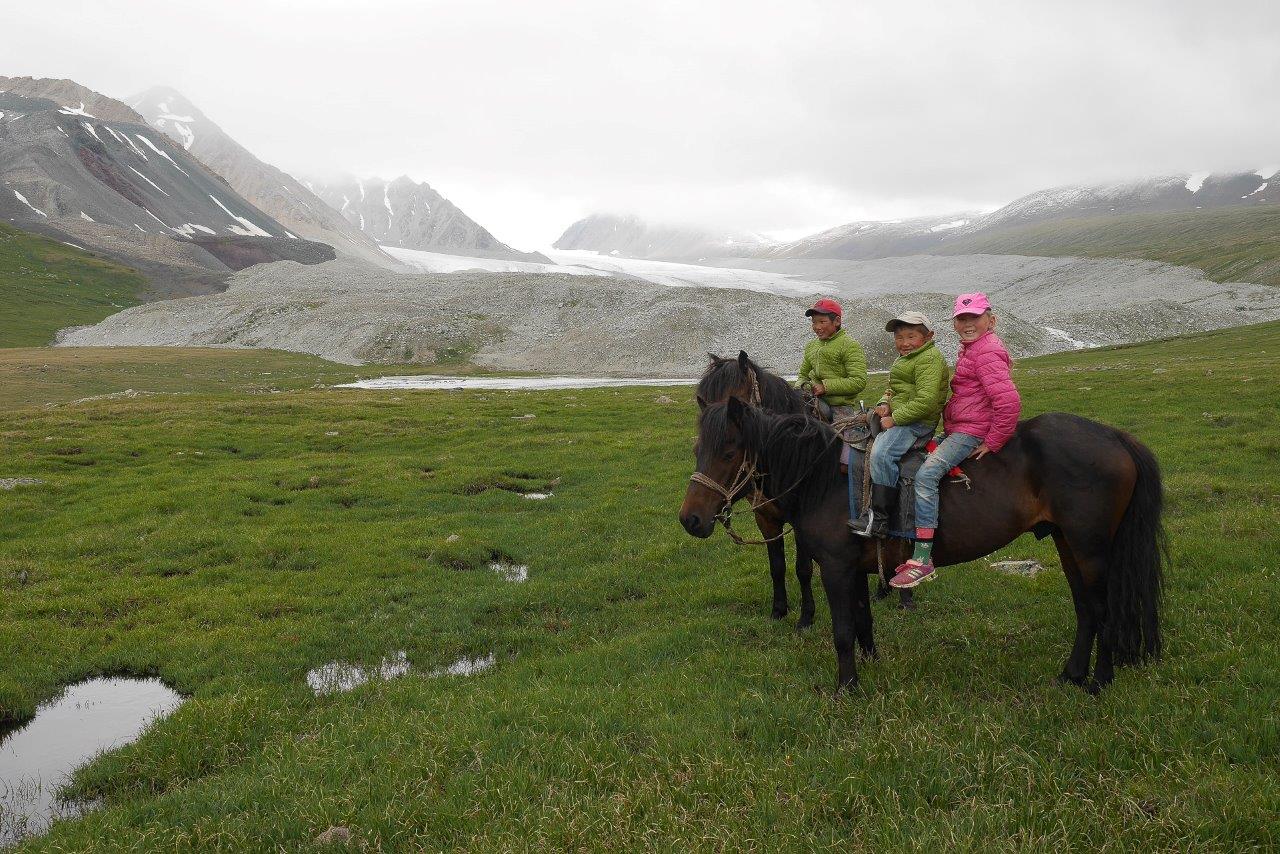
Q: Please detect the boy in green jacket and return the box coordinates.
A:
[797,298,867,420]
[851,311,949,538]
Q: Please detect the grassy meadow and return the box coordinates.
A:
[1,324,1278,850]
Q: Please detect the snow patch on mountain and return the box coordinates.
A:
[11,188,47,217]
[135,134,189,176]
[57,102,94,118]
[209,194,273,237]
[128,166,170,196]
[1185,171,1210,192]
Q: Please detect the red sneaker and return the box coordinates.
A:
[889,560,937,589]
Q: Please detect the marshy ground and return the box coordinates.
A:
[1,326,1277,850]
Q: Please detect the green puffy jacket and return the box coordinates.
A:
[796,328,868,407]
[877,340,949,426]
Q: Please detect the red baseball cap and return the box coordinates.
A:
[805,298,843,319]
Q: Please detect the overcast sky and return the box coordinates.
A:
[7,0,1279,249]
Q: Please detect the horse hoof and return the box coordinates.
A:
[898,599,917,612]
[858,647,879,661]
[874,584,891,601]
[771,606,788,620]
[1086,679,1103,696]
[795,618,814,633]
[1055,671,1087,688]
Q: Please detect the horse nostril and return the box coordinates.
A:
[684,513,701,532]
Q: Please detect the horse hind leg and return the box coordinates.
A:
[1053,532,1095,688]
[795,542,816,630]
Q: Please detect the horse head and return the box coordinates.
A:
[695,350,762,410]
[680,397,759,538]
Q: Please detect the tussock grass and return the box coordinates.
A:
[1,325,1278,850]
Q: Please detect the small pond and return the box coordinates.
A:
[0,677,184,847]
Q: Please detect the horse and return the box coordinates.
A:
[680,397,1166,693]
[695,351,915,623]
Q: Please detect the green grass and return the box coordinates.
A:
[941,206,1280,287]
[0,223,146,347]
[1,324,1278,850]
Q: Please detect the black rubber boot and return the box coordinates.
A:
[850,484,898,538]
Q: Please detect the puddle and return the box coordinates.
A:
[306,651,410,696]
[0,677,184,847]
[432,654,496,677]
[488,562,529,583]
[338,375,695,391]
[521,492,552,500]
[305,651,496,694]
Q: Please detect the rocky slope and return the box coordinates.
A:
[130,86,400,270]
[58,253,1280,373]
[306,175,545,262]
[553,213,772,261]
[0,78,331,297]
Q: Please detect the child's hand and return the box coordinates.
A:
[969,442,991,460]
[812,382,826,396]
[880,416,895,429]
[873,404,890,417]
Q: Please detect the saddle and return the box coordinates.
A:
[844,430,934,540]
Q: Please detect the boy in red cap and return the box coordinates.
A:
[889,292,1022,588]
[796,297,867,421]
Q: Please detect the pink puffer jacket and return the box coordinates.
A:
[943,331,1021,452]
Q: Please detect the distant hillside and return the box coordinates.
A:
[131,86,400,270]
[758,213,980,261]
[936,206,1280,287]
[759,167,1280,280]
[553,213,771,261]
[0,220,142,347]
[307,175,546,263]
[0,77,333,298]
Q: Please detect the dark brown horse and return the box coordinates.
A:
[695,352,914,620]
[695,352,817,628]
[680,397,1166,693]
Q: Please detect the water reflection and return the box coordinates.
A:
[0,677,184,847]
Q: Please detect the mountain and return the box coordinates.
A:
[552,213,772,261]
[757,213,981,261]
[756,167,1280,274]
[0,77,333,297]
[130,86,400,270]
[306,175,546,263]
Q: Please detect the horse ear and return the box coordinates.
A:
[726,395,747,424]
[707,352,721,364]
[737,350,751,371]
[695,393,707,410]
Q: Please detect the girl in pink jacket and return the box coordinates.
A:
[889,292,1022,588]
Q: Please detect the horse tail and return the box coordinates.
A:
[1106,432,1167,666]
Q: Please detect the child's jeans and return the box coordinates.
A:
[914,432,983,528]
[870,421,937,487]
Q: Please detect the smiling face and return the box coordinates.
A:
[810,313,840,340]
[892,324,933,356]
[953,310,996,344]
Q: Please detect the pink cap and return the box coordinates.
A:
[952,292,992,317]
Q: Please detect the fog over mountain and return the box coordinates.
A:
[5,0,1278,247]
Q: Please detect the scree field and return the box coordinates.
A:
[1,323,1278,850]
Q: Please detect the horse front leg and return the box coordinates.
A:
[795,542,816,630]
[818,559,858,692]
[761,512,788,619]
[853,570,877,659]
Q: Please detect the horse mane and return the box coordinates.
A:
[697,353,805,414]
[699,402,841,513]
